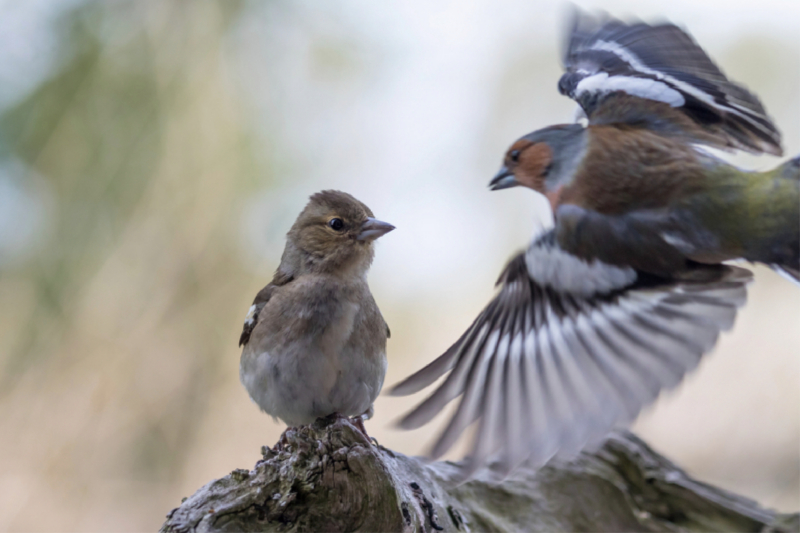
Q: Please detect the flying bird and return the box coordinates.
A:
[239,190,394,435]
[391,11,799,480]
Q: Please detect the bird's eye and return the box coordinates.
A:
[510,149,521,162]
[328,218,345,231]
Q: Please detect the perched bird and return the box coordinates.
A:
[239,190,394,434]
[391,12,799,479]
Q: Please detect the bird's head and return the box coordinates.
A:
[286,190,395,277]
[491,138,553,194]
[489,124,587,203]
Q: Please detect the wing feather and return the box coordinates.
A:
[430,329,501,458]
[495,331,530,477]
[559,10,782,155]
[460,330,511,478]
[392,231,753,480]
[389,316,482,396]
[395,321,491,429]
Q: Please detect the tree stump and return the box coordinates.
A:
[161,415,798,532]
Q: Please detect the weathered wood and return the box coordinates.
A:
[161,415,798,532]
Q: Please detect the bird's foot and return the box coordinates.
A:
[351,415,379,446]
[313,413,377,445]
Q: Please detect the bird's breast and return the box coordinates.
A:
[318,300,360,356]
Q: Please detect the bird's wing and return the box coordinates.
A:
[239,279,292,347]
[389,231,752,480]
[558,10,782,155]
[552,204,690,278]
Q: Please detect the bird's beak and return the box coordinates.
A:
[358,217,395,241]
[489,166,519,190]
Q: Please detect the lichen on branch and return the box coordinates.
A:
[161,416,798,533]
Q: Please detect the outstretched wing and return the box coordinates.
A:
[390,232,752,480]
[558,10,782,155]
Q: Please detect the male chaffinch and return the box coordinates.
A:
[392,12,799,479]
[239,190,394,434]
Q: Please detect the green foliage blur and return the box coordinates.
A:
[0,2,276,528]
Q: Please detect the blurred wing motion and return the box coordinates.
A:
[558,11,782,155]
[390,232,752,480]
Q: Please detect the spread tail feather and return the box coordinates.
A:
[773,265,800,286]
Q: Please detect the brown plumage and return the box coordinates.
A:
[391,11,798,481]
[239,190,394,429]
[561,125,706,214]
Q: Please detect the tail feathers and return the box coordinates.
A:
[773,264,800,286]
[778,154,800,181]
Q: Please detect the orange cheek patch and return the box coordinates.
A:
[525,143,553,172]
[516,143,553,191]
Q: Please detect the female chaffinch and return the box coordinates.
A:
[392,11,799,480]
[239,190,394,435]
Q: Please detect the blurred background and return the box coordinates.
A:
[0,0,797,530]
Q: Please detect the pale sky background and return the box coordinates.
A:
[0,0,797,530]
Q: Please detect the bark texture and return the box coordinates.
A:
[161,415,798,532]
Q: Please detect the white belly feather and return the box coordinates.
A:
[240,301,386,426]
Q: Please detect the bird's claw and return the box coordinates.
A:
[351,415,378,445]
